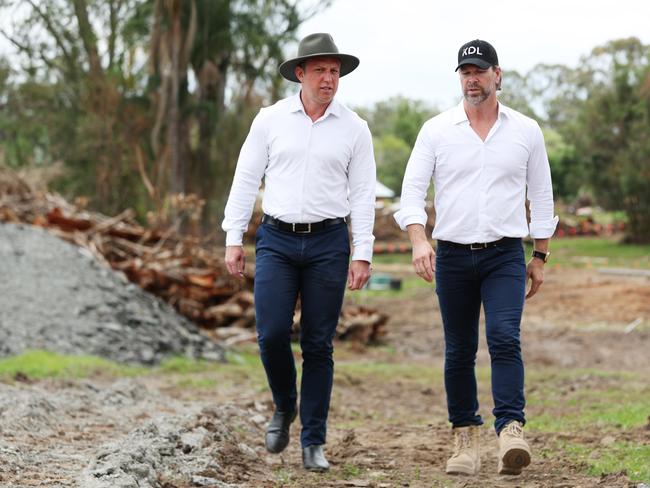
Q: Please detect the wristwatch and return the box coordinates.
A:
[531,249,550,263]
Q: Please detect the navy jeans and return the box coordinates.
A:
[254,222,349,447]
[435,238,526,435]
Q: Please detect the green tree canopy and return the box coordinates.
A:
[568,38,650,242]
[357,96,437,195]
[0,0,330,225]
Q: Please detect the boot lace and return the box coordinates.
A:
[453,429,472,455]
[503,421,523,438]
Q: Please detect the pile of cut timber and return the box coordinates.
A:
[0,187,387,345]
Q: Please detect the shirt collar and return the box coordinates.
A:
[452,99,509,124]
[289,91,341,119]
[496,101,511,119]
[452,101,468,125]
[289,92,304,113]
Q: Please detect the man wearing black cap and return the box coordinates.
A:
[395,39,557,476]
[222,33,376,471]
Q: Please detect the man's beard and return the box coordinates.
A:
[464,84,492,106]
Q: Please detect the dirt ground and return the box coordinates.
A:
[1,266,649,487]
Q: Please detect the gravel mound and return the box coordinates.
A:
[0,379,265,487]
[79,406,255,488]
[0,223,224,365]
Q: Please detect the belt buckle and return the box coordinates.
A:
[470,242,488,250]
[293,222,311,234]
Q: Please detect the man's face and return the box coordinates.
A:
[295,57,341,106]
[459,64,501,106]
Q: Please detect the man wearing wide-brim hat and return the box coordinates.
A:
[222,33,376,472]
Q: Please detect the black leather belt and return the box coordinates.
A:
[261,214,346,234]
[437,237,519,250]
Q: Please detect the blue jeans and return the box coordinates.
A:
[435,238,526,435]
[254,222,350,447]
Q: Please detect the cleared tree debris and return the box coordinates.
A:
[0,188,387,345]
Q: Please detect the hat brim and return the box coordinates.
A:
[279,53,360,82]
[455,58,493,71]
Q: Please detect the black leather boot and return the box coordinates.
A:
[265,409,297,453]
[302,445,330,471]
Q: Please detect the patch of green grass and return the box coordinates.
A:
[165,347,261,370]
[528,368,639,383]
[335,343,398,358]
[526,369,649,433]
[525,237,650,269]
[224,346,263,367]
[527,369,638,408]
[0,350,144,380]
[160,349,268,392]
[273,467,296,487]
[374,236,650,268]
[157,355,222,374]
[531,396,649,433]
[340,463,362,478]
[346,275,434,302]
[336,361,442,385]
[335,361,491,386]
[525,367,649,483]
[566,442,650,483]
[157,348,263,377]
[173,377,221,389]
[336,361,490,385]
[336,419,367,429]
[431,474,456,487]
[579,391,649,429]
[372,253,412,265]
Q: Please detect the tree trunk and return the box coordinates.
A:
[168,0,183,196]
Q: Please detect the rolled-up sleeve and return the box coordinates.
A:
[348,123,377,262]
[394,123,436,230]
[221,110,268,246]
[527,124,559,238]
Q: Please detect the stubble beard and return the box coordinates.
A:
[464,85,492,106]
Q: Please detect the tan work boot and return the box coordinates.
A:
[445,425,481,475]
[497,421,531,475]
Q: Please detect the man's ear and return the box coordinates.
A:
[294,66,304,82]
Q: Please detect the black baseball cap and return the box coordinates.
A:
[455,39,499,71]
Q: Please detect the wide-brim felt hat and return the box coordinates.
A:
[279,33,359,83]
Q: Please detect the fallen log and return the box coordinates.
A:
[0,187,389,345]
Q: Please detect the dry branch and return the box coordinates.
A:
[0,187,387,344]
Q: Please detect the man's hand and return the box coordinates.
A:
[348,260,371,290]
[225,245,246,278]
[407,224,435,282]
[525,258,545,299]
[412,240,436,282]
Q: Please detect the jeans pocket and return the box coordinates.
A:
[343,226,351,255]
[494,241,524,255]
[255,224,267,254]
[435,245,453,259]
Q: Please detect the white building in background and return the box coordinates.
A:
[375,181,395,210]
[375,181,395,199]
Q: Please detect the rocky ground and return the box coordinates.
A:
[0,223,223,365]
[0,224,649,487]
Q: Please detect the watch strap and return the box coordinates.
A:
[532,249,549,263]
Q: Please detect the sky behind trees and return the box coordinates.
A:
[297,0,650,108]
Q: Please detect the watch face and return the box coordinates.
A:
[532,250,549,262]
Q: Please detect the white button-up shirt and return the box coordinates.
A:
[394,101,558,243]
[222,92,376,261]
